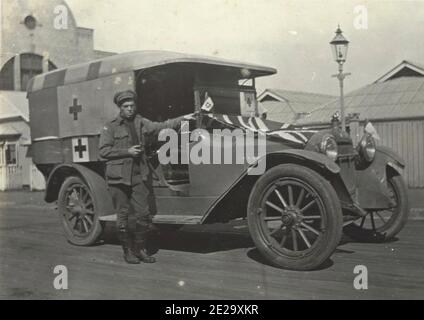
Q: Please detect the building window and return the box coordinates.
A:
[0,58,15,90]
[20,54,43,91]
[24,15,37,30]
[21,54,56,91]
[5,144,17,165]
[0,54,57,91]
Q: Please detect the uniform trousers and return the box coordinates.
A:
[109,175,157,233]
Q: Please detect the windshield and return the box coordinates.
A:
[195,84,258,116]
[135,63,260,121]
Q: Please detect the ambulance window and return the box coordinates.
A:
[136,66,195,121]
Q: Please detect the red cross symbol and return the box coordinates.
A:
[74,138,87,159]
[69,98,82,121]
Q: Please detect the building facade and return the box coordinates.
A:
[0,0,115,190]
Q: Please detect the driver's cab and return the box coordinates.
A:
[133,63,262,194]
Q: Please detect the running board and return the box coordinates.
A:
[99,214,203,225]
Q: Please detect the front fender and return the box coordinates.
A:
[201,149,346,224]
[45,163,114,217]
[356,147,405,209]
[262,150,354,205]
[260,149,341,174]
[377,145,405,174]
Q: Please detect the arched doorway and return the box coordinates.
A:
[0,53,57,91]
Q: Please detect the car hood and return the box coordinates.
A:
[205,113,317,147]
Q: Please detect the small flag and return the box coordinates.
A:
[240,92,256,116]
[201,97,214,112]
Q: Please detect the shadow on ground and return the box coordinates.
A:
[101,222,255,254]
[99,222,339,271]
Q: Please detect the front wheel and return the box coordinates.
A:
[58,176,103,246]
[247,164,343,271]
[344,175,409,242]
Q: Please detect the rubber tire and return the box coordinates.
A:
[58,176,103,246]
[247,164,343,271]
[344,175,409,242]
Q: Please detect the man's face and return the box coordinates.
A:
[119,100,136,120]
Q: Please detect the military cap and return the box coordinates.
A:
[113,90,137,107]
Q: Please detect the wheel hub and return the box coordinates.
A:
[68,194,87,218]
[281,214,294,226]
[69,204,80,214]
[282,207,302,227]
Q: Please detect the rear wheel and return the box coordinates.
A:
[344,175,409,242]
[247,164,343,271]
[58,176,103,246]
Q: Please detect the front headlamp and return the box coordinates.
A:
[320,134,338,161]
[358,134,376,162]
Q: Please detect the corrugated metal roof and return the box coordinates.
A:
[375,60,424,83]
[260,101,297,122]
[0,91,29,122]
[258,89,335,123]
[296,76,424,125]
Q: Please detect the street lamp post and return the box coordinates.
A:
[330,25,350,132]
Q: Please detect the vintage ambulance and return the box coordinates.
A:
[27,51,409,271]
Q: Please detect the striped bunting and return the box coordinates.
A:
[206,114,317,145]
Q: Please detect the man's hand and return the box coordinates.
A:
[128,145,143,157]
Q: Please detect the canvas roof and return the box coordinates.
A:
[28,50,277,93]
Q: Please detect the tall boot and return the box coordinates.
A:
[117,229,140,264]
[133,225,156,263]
[145,223,160,256]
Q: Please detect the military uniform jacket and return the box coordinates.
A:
[99,114,184,185]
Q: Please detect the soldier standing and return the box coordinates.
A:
[99,90,195,264]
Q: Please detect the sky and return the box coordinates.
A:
[66,0,424,95]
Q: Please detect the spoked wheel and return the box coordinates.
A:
[58,176,102,246]
[247,164,343,271]
[344,175,409,242]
